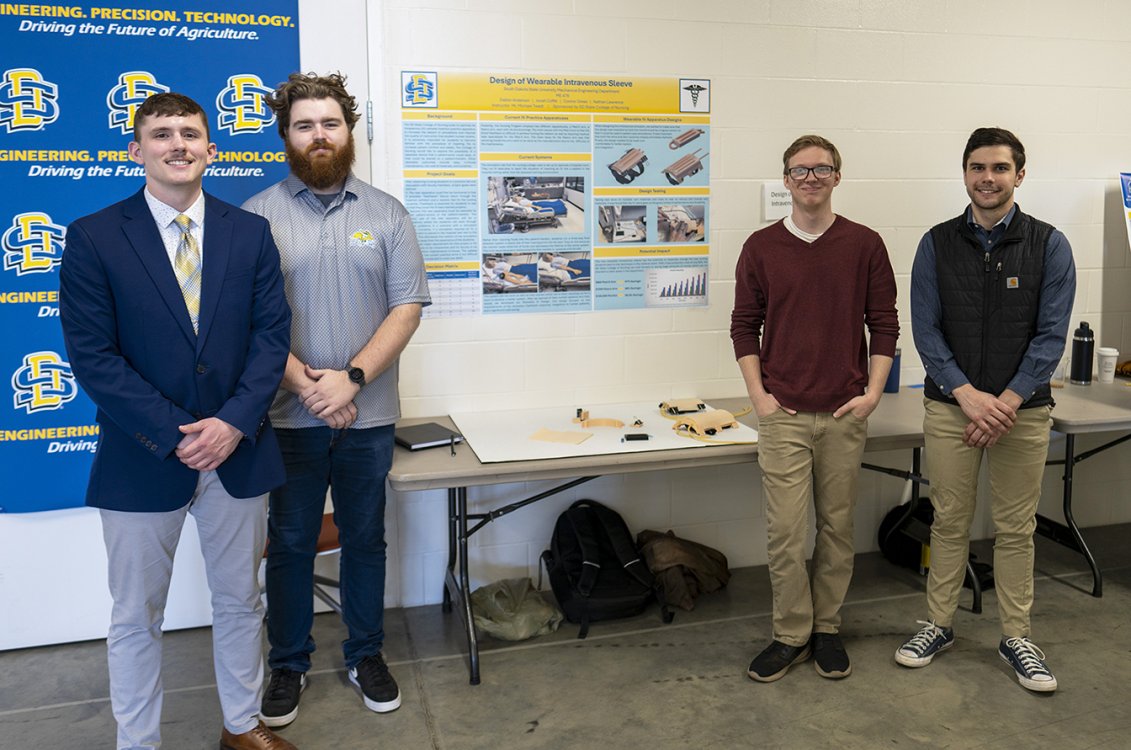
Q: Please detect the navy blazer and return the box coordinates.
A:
[59,189,291,512]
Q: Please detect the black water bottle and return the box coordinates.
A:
[1070,322,1095,385]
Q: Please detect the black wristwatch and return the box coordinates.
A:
[347,366,366,387]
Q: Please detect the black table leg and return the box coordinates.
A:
[442,488,456,613]
[1036,433,1104,597]
[1061,435,1102,597]
[457,487,480,683]
[440,486,481,684]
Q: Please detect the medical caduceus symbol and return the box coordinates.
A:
[683,83,706,107]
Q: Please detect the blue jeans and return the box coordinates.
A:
[265,425,394,672]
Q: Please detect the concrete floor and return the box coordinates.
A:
[3,526,1130,750]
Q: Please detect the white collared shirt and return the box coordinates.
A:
[143,188,206,267]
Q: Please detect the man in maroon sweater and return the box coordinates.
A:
[731,134,899,682]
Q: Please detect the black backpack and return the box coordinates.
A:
[541,499,671,638]
[878,497,934,571]
[878,498,994,591]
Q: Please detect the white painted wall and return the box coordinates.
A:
[5,0,1131,649]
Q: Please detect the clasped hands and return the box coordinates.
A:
[176,365,362,471]
[956,387,1022,448]
[298,364,360,429]
[176,417,242,472]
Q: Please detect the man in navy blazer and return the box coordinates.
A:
[59,93,295,750]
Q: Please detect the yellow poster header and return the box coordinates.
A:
[426,261,481,272]
[594,115,710,125]
[480,153,590,162]
[403,169,478,179]
[480,113,591,123]
[401,111,477,121]
[417,72,704,115]
[594,246,710,258]
[594,187,710,197]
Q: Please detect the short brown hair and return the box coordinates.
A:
[267,72,360,138]
[963,127,1026,172]
[782,134,842,173]
[133,92,209,142]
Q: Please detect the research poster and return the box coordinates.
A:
[0,1,298,512]
[399,72,712,317]
[1122,172,1131,253]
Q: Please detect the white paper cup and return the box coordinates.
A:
[1097,346,1119,384]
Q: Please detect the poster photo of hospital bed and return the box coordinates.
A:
[481,254,538,293]
[537,251,590,292]
[485,176,586,235]
[480,252,591,294]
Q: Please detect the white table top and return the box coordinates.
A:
[388,391,928,492]
[1049,380,1131,434]
[388,382,1131,492]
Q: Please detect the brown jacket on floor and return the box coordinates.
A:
[636,530,731,611]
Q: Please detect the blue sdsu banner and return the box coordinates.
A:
[0,2,298,512]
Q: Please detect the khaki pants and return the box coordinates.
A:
[923,398,1052,638]
[757,410,868,646]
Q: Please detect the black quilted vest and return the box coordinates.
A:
[924,207,1054,408]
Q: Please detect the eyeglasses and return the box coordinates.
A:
[786,165,836,180]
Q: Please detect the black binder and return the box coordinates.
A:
[394,422,464,451]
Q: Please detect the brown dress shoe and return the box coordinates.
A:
[219,720,297,750]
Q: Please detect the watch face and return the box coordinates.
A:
[349,367,365,385]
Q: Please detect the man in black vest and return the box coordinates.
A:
[895,128,1075,692]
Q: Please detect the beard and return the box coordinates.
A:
[286,134,355,191]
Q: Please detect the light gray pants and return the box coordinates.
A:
[101,471,267,750]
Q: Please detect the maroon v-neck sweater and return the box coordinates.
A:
[730,216,899,412]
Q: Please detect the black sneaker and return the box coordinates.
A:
[348,654,401,713]
[747,640,811,682]
[260,668,306,728]
[811,632,851,679]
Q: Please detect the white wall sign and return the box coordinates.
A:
[762,181,792,221]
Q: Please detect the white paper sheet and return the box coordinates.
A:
[450,401,758,463]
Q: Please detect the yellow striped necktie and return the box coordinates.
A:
[173,214,201,333]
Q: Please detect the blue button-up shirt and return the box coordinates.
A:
[910,204,1076,403]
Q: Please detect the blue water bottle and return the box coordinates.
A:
[884,348,901,393]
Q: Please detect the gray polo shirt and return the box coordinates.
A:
[243,173,430,429]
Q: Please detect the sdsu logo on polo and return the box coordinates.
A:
[3,212,65,276]
[0,68,60,133]
[12,351,77,414]
[216,74,275,135]
[402,72,437,108]
[107,71,169,134]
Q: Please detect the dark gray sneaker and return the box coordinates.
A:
[747,640,811,682]
[999,637,1057,692]
[812,632,851,679]
[348,653,402,713]
[260,668,306,728]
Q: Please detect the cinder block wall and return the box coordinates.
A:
[374,0,1131,606]
[9,2,1129,651]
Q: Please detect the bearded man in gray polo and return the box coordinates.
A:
[243,72,430,728]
